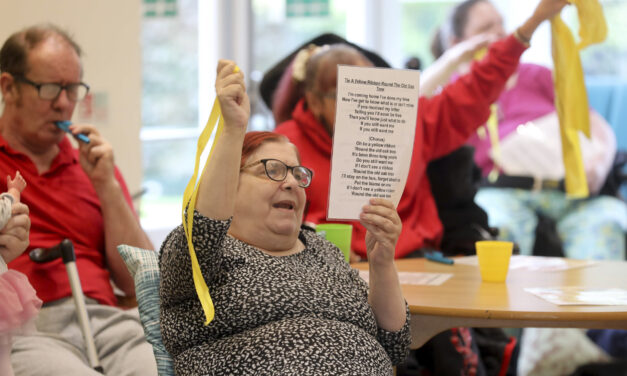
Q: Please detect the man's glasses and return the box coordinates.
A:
[13,75,90,102]
[241,159,313,188]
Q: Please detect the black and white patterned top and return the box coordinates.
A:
[159,211,411,376]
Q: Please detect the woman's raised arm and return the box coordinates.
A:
[195,60,251,220]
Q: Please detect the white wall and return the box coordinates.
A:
[0,0,144,196]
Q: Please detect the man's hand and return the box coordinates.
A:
[0,202,30,263]
[70,123,118,191]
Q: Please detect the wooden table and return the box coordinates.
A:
[354,257,627,349]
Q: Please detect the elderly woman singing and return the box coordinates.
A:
[159,60,411,376]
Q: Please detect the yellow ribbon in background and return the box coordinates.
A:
[486,104,501,183]
[551,0,607,198]
[181,66,239,325]
[473,47,502,182]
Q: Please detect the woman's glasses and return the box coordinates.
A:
[242,159,313,188]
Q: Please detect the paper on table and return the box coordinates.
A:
[327,65,420,220]
[359,270,452,286]
[525,287,627,305]
[455,255,596,272]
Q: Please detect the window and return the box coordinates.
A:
[399,0,459,69]
[141,0,199,228]
[252,1,347,75]
[575,0,627,77]
[250,0,349,131]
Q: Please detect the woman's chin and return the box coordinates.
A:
[271,221,300,237]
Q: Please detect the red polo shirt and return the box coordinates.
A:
[1,135,134,306]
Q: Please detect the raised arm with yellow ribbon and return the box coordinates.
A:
[551,0,607,198]
[181,66,239,325]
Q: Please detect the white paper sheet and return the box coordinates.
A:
[359,270,452,286]
[327,65,420,220]
[455,255,596,272]
[525,287,627,306]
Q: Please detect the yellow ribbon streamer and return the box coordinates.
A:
[551,0,607,198]
[182,66,238,325]
[473,48,501,182]
[486,104,501,183]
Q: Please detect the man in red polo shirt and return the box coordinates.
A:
[0,24,157,375]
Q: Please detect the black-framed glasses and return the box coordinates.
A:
[13,75,90,102]
[241,158,313,188]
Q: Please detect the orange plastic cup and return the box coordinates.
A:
[476,240,513,282]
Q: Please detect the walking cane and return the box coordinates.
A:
[30,239,104,374]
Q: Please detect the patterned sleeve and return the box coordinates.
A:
[345,266,412,365]
[159,210,231,308]
[376,303,412,365]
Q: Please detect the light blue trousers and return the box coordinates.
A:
[12,298,157,376]
[475,188,626,260]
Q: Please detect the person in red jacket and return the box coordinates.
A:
[273,0,568,260]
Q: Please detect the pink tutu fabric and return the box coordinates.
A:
[0,270,42,335]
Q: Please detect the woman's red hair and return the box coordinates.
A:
[240,131,295,168]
